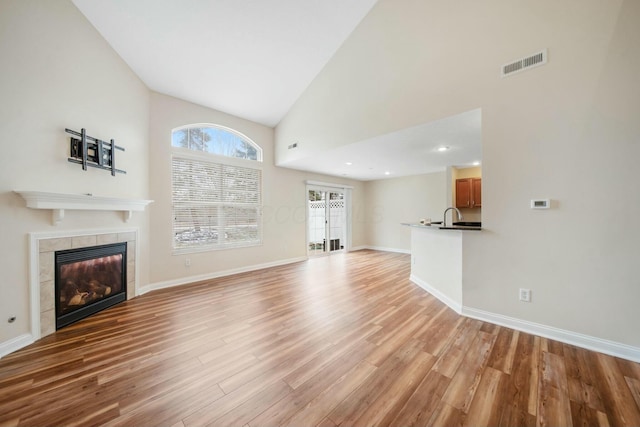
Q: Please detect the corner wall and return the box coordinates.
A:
[0,1,150,351]
[147,92,366,287]
[364,172,447,253]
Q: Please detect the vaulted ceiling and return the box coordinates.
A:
[72,0,379,128]
[72,0,481,180]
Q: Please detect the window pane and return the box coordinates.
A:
[224,206,259,243]
[172,125,261,161]
[173,205,220,247]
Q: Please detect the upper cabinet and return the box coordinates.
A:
[455,178,481,208]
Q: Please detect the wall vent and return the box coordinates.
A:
[501,49,547,77]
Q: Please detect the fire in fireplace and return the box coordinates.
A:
[55,242,127,329]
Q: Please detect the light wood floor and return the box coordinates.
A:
[1,250,640,426]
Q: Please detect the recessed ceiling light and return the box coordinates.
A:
[345,162,353,166]
[472,161,481,166]
[437,146,450,152]
[384,171,391,175]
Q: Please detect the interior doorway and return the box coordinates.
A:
[307,185,348,256]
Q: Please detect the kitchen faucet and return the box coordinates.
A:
[443,207,463,227]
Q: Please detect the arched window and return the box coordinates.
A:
[171,124,262,252]
[171,124,262,161]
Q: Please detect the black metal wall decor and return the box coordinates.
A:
[65,128,126,176]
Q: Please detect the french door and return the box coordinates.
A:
[307,186,348,256]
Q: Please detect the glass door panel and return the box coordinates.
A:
[327,192,344,252]
[308,189,326,256]
[307,188,345,256]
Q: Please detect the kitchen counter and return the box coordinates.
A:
[403,222,479,313]
[402,222,482,231]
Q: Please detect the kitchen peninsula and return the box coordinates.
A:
[403,222,481,314]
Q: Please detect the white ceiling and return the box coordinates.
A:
[282,109,482,181]
[72,0,482,181]
[72,0,378,128]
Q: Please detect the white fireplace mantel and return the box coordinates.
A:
[15,191,153,225]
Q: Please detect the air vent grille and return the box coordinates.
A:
[501,49,547,77]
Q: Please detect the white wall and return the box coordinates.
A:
[364,172,447,252]
[276,0,640,348]
[0,1,150,345]
[147,92,366,286]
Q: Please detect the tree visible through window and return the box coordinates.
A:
[172,125,261,161]
[171,124,262,252]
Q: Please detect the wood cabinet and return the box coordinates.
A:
[455,178,481,208]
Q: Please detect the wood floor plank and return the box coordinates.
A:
[441,330,497,413]
[0,250,639,427]
[563,343,606,412]
[570,400,605,427]
[428,401,466,426]
[182,362,301,426]
[463,366,504,426]
[497,332,538,427]
[593,352,640,426]
[207,380,292,427]
[538,351,572,427]
[279,360,377,427]
[365,312,429,367]
[617,358,640,381]
[248,341,378,427]
[626,376,640,410]
[219,337,333,394]
[487,328,519,375]
[415,306,464,356]
[327,338,426,426]
[282,324,379,389]
[387,369,451,427]
[528,335,542,417]
[349,350,435,427]
[431,318,482,378]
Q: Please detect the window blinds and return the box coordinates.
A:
[171,156,261,251]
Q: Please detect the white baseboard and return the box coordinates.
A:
[410,274,462,314]
[361,245,411,254]
[410,275,640,363]
[462,306,640,363]
[140,256,308,295]
[0,333,34,359]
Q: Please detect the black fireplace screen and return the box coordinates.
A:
[55,242,127,329]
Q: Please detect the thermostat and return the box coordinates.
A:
[530,199,550,209]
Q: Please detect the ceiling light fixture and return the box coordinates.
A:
[472,161,481,166]
[345,162,353,165]
[437,146,450,152]
[384,171,391,175]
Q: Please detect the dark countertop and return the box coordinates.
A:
[402,222,482,231]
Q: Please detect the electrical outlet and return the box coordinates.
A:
[519,288,531,302]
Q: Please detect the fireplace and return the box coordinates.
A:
[55,242,127,329]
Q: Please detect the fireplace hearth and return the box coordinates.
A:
[55,242,127,329]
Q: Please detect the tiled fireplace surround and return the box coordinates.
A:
[32,229,138,338]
